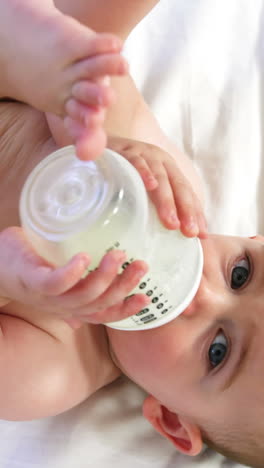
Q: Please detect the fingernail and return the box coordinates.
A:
[136,269,147,279]
[169,210,180,226]
[119,61,129,73]
[146,175,158,187]
[80,257,90,270]
[102,76,110,86]
[187,216,199,235]
[115,250,126,262]
[199,215,208,235]
[102,251,125,269]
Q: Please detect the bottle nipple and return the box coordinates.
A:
[25,147,110,235]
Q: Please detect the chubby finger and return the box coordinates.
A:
[88,258,148,310]
[69,259,149,323]
[72,80,115,108]
[75,128,107,161]
[196,210,208,239]
[169,171,203,238]
[78,293,150,325]
[56,250,127,308]
[27,253,91,296]
[148,161,180,230]
[179,189,208,239]
[163,159,202,236]
[63,115,107,161]
[75,53,128,81]
[170,186,199,237]
[128,155,158,190]
[81,33,124,57]
[65,99,105,127]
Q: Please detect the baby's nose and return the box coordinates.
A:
[182,276,222,318]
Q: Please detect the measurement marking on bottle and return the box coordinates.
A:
[140,314,157,323]
[136,308,149,316]
[146,290,153,296]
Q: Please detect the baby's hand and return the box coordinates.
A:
[108,136,207,238]
[0,227,149,327]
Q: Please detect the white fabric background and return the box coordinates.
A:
[1,0,263,466]
[125,0,264,238]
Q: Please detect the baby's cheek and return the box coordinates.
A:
[108,327,172,381]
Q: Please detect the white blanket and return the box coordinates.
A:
[1,0,262,466]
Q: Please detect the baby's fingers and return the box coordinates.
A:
[65,99,105,128]
[63,115,107,161]
[28,253,91,296]
[148,160,180,230]
[79,294,149,325]
[176,192,208,239]
[72,80,115,108]
[166,160,207,238]
[72,259,149,323]
[128,155,158,191]
[57,250,127,308]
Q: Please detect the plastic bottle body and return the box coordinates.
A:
[20,146,203,330]
[20,146,148,269]
[108,207,203,329]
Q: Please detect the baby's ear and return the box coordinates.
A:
[142,395,203,456]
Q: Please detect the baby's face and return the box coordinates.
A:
[107,234,264,427]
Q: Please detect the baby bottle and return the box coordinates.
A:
[19,146,203,330]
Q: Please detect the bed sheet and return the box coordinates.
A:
[1,0,263,467]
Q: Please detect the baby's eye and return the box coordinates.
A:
[231,257,250,290]
[208,331,228,368]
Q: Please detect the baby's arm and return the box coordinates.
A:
[0,313,115,420]
[0,99,153,420]
[50,0,205,209]
[0,226,150,420]
[54,0,159,40]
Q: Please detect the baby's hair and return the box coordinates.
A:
[201,419,264,468]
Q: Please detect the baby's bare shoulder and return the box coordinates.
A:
[0,304,116,419]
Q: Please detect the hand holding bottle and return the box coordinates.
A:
[0,226,149,327]
[19,145,203,330]
[107,136,208,238]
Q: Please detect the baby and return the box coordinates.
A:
[1,105,264,468]
[1,1,263,468]
[1,99,262,468]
